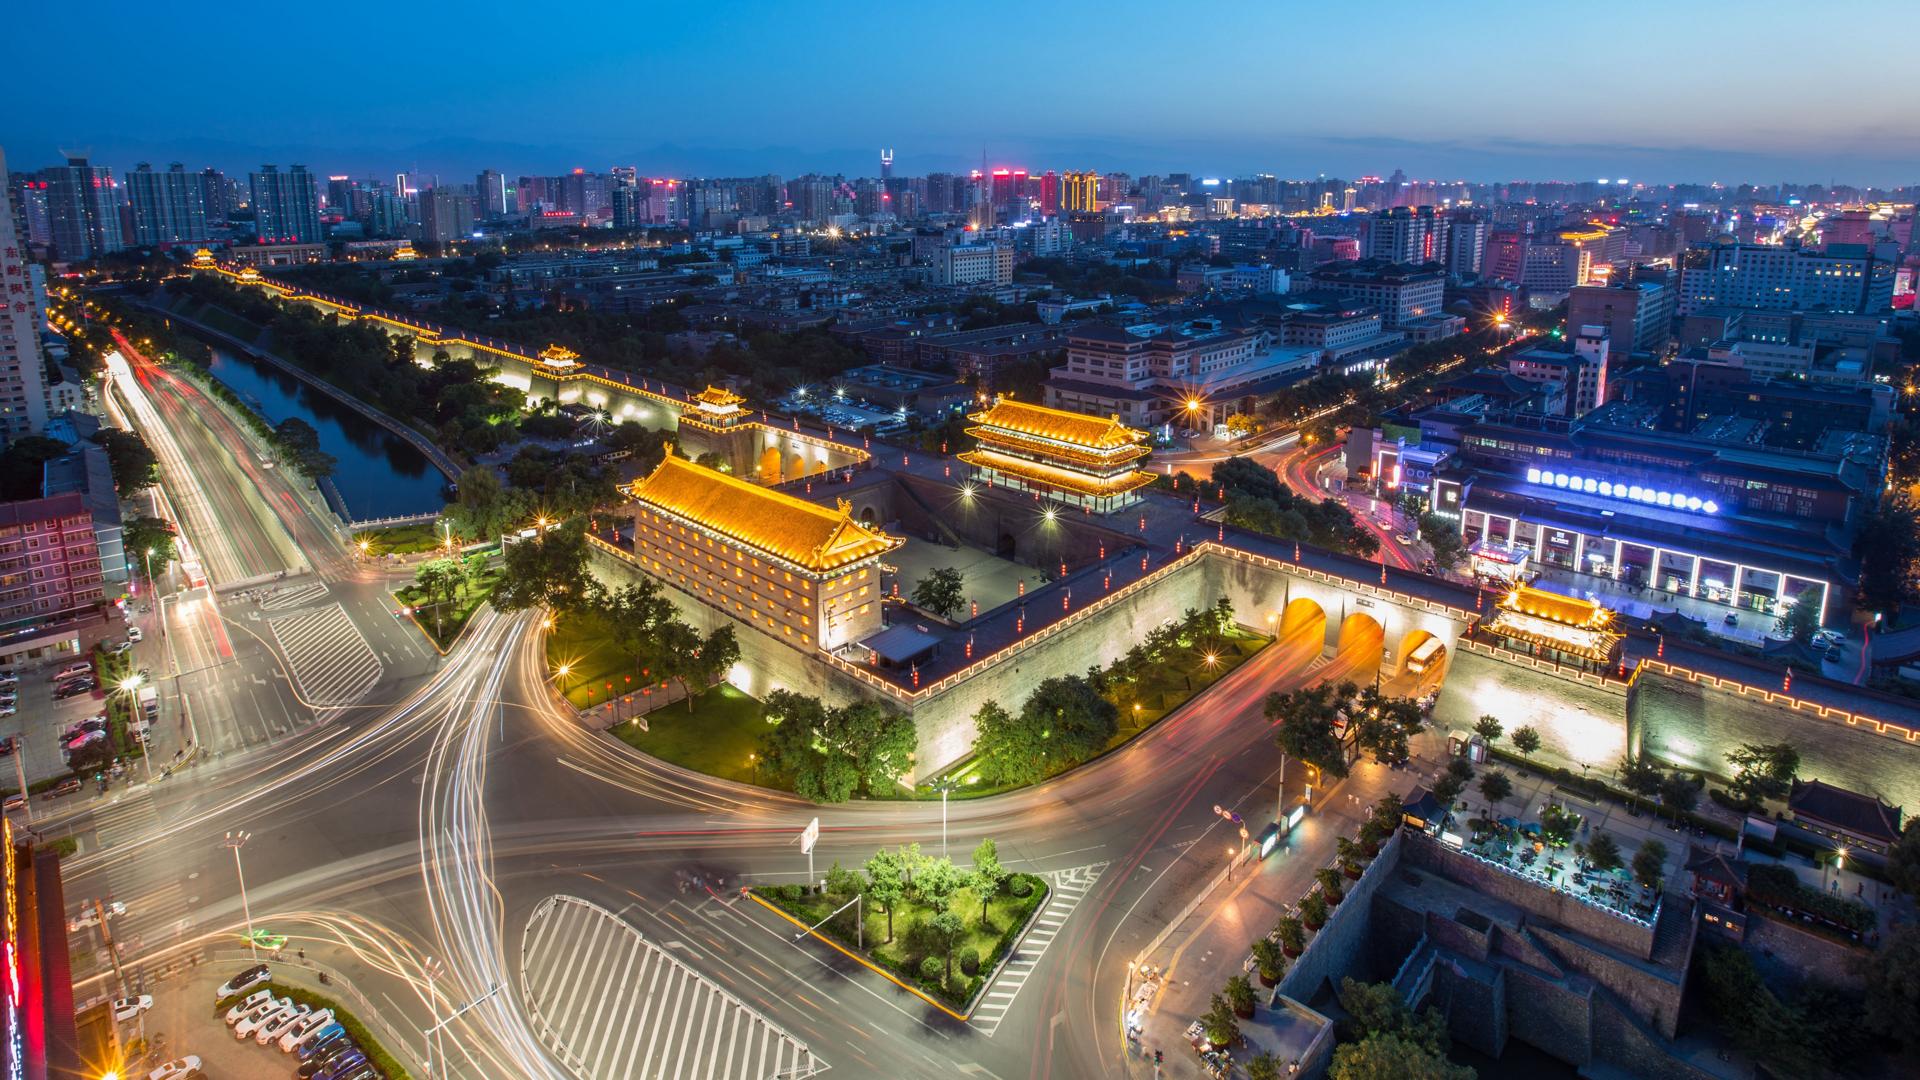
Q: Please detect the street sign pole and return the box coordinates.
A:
[800,817,820,886]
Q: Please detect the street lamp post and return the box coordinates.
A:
[10,735,30,825]
[224,831,256,959]
[930,777,961,858]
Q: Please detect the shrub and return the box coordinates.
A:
[1010,875,1033,898]
[1225,973,1257,1018]
[1301,891,1329,929]
[959,948,981,976]
[919,955,944,983]
[1277,916,1306,955]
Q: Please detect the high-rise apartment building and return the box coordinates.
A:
[1677,240,1894,316]
[1063,172,1099,214]
[1567,280,1675,357]
[937,244,1013,287]
[249,165,322,243]
[1037,171,1060,217]
[43,156,124,260]
[1444,213,1486,276]
[1363,206,1448,265]
[0,492,107,630]
[199,167,230,227]
[417,186,474,243]
[477,170,508,218]
[0,147,51,440]
[126,162,209,245]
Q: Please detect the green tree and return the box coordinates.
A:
[1300,891,1329,928]
[1224,973,1256,1017]
[1632,839,1668,890]
[863,848,907,942]
[1276,916,1305,955]
[1584,833,1623,873]
[1417,512,1467,571]
[969,839,1006,926]
[1774,587,1823,644]
[123,516,178,581]
[1246,1053,1282,1080]
[1509,725,1541,758]
[445,465,532,542]
[1889,820,1920,898]
[271,417,337,479]
[1268,682,1353,778]
[90,428,159,496]
[972,676,1116,786]
[926,910,966,983]
[1201,993,1239,1048]
[1658,771,1701,822]
[1618,752,1663,799]
[910,567,966,619]
[1472,715,1503,748]
[1855,500,1920,616]
[916,857,965,914]
[0,436,68,500]
[1477,768,1513,811]
[1251,937,1286,985]
[1329,1034,1474,1080]
[1353,688,1426,767]
[413,558,463,638]
[1863,925,1920,1054]
[492,523,591,613]
[756,692,916,803]
[1725,742,1799,807]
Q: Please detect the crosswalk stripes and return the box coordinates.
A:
[968,862,1107,1037]
[258,580,330,611]
[521,895,826,1080]
[268,603,381,708]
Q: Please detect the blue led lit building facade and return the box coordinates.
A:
[1431,414,1882,628]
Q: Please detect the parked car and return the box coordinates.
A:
[292,1022,346,1058]
[223,987,272,1024]
[276,1008,334,1051]
[63,731,107,756]
[256,1002,314,1045]
[127,626,144,643]
[111,994,154,1022]
[0,705,14,718]
[3,794,25,813]
[236,1000,304,1040]
[0,673,16,688]
[42,779,82,800]
[297,1036,357,1074]
[313,1050,369,1080]
[146,1058,202,1080]
[1812,629,1845,649]
[53,662,91,681]
[104,640,132,655]
[228,996,283,1034]
[0,737,13,758]
[215,963,271,1000]
[1826,645,1843,663]
[53,680,96,700]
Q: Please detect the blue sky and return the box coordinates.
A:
[6,0,1915,185]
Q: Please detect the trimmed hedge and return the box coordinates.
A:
[1745,863,1874,937]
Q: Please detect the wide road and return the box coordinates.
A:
[62,574,1395,1079]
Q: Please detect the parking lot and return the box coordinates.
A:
[2,612,152,791]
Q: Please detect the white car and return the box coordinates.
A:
[256,1002,313,1045]
[276,1007,334,1051]
[67,901,126,932]
[111,994,153,1022]
[237,1000,302,1040]
[1811,629,1845,649]
[147,1058,202,1080]
[224,987,272,1024]
[215,962,270,999]
[127,626,144,643]
[229,996,285,1036]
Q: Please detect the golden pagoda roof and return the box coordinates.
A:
[538,344,581,365]
[628,455,900,572]
[958,449,1156,498]
[969,398,1147,451]
[1499,586,1615,629]
[693,385,746,408]
[963,424,1150,468]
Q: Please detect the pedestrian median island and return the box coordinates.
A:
[748,837,1049,1018]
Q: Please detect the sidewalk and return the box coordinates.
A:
[1123,748,1445,1078]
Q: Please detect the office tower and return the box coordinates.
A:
[370,193,411,237]
[880,149,893,182]
[1568,280,1674,356]
[0,148,51,439]
[1362,206,1448,265]
[1678,240,1894,316]
[1443,212,1486,276]
[417,186,473,244]
[126,163,209,245]
[199,168,230,226]
[249,164,322,243]
[990,169,1016,210]
[325,175,355,211]
[1485,228,1528,282]
[1063,171,1098,214]
[1037,171,1060,217]
[477,170,508,218]
[43,156,124,260]
[611,185,642,229]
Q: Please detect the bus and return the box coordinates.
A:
[1405,637,1446,675]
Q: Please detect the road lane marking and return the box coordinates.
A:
[967,861,1108,1037]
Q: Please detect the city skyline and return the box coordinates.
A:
[6,0,1917,185]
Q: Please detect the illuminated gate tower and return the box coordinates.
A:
[1480,585,1625,674]
[957,397,1153,514]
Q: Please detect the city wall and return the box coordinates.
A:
[1274,831,1406,1006]
[1432,646,1631,768]
[1400,831,1657,961]
[1630,669,1920,809]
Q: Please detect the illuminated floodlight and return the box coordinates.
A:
[1656,492,1673,506]
[1703,500,1719,514]
[1526,467,1541,483]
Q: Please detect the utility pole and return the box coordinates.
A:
[224,830,256,958]
[424,982,502,1076]
[12,735,31,825]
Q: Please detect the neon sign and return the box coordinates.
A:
[3,817,18,1080]
[1525,467,1719,514]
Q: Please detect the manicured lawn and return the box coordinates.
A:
[756,872,1049,1009]
[544,610,632,709]
[608,684,775,786]
[356,521,449,555]
[392,565,505,650]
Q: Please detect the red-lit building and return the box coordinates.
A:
[0,820,85,1079]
